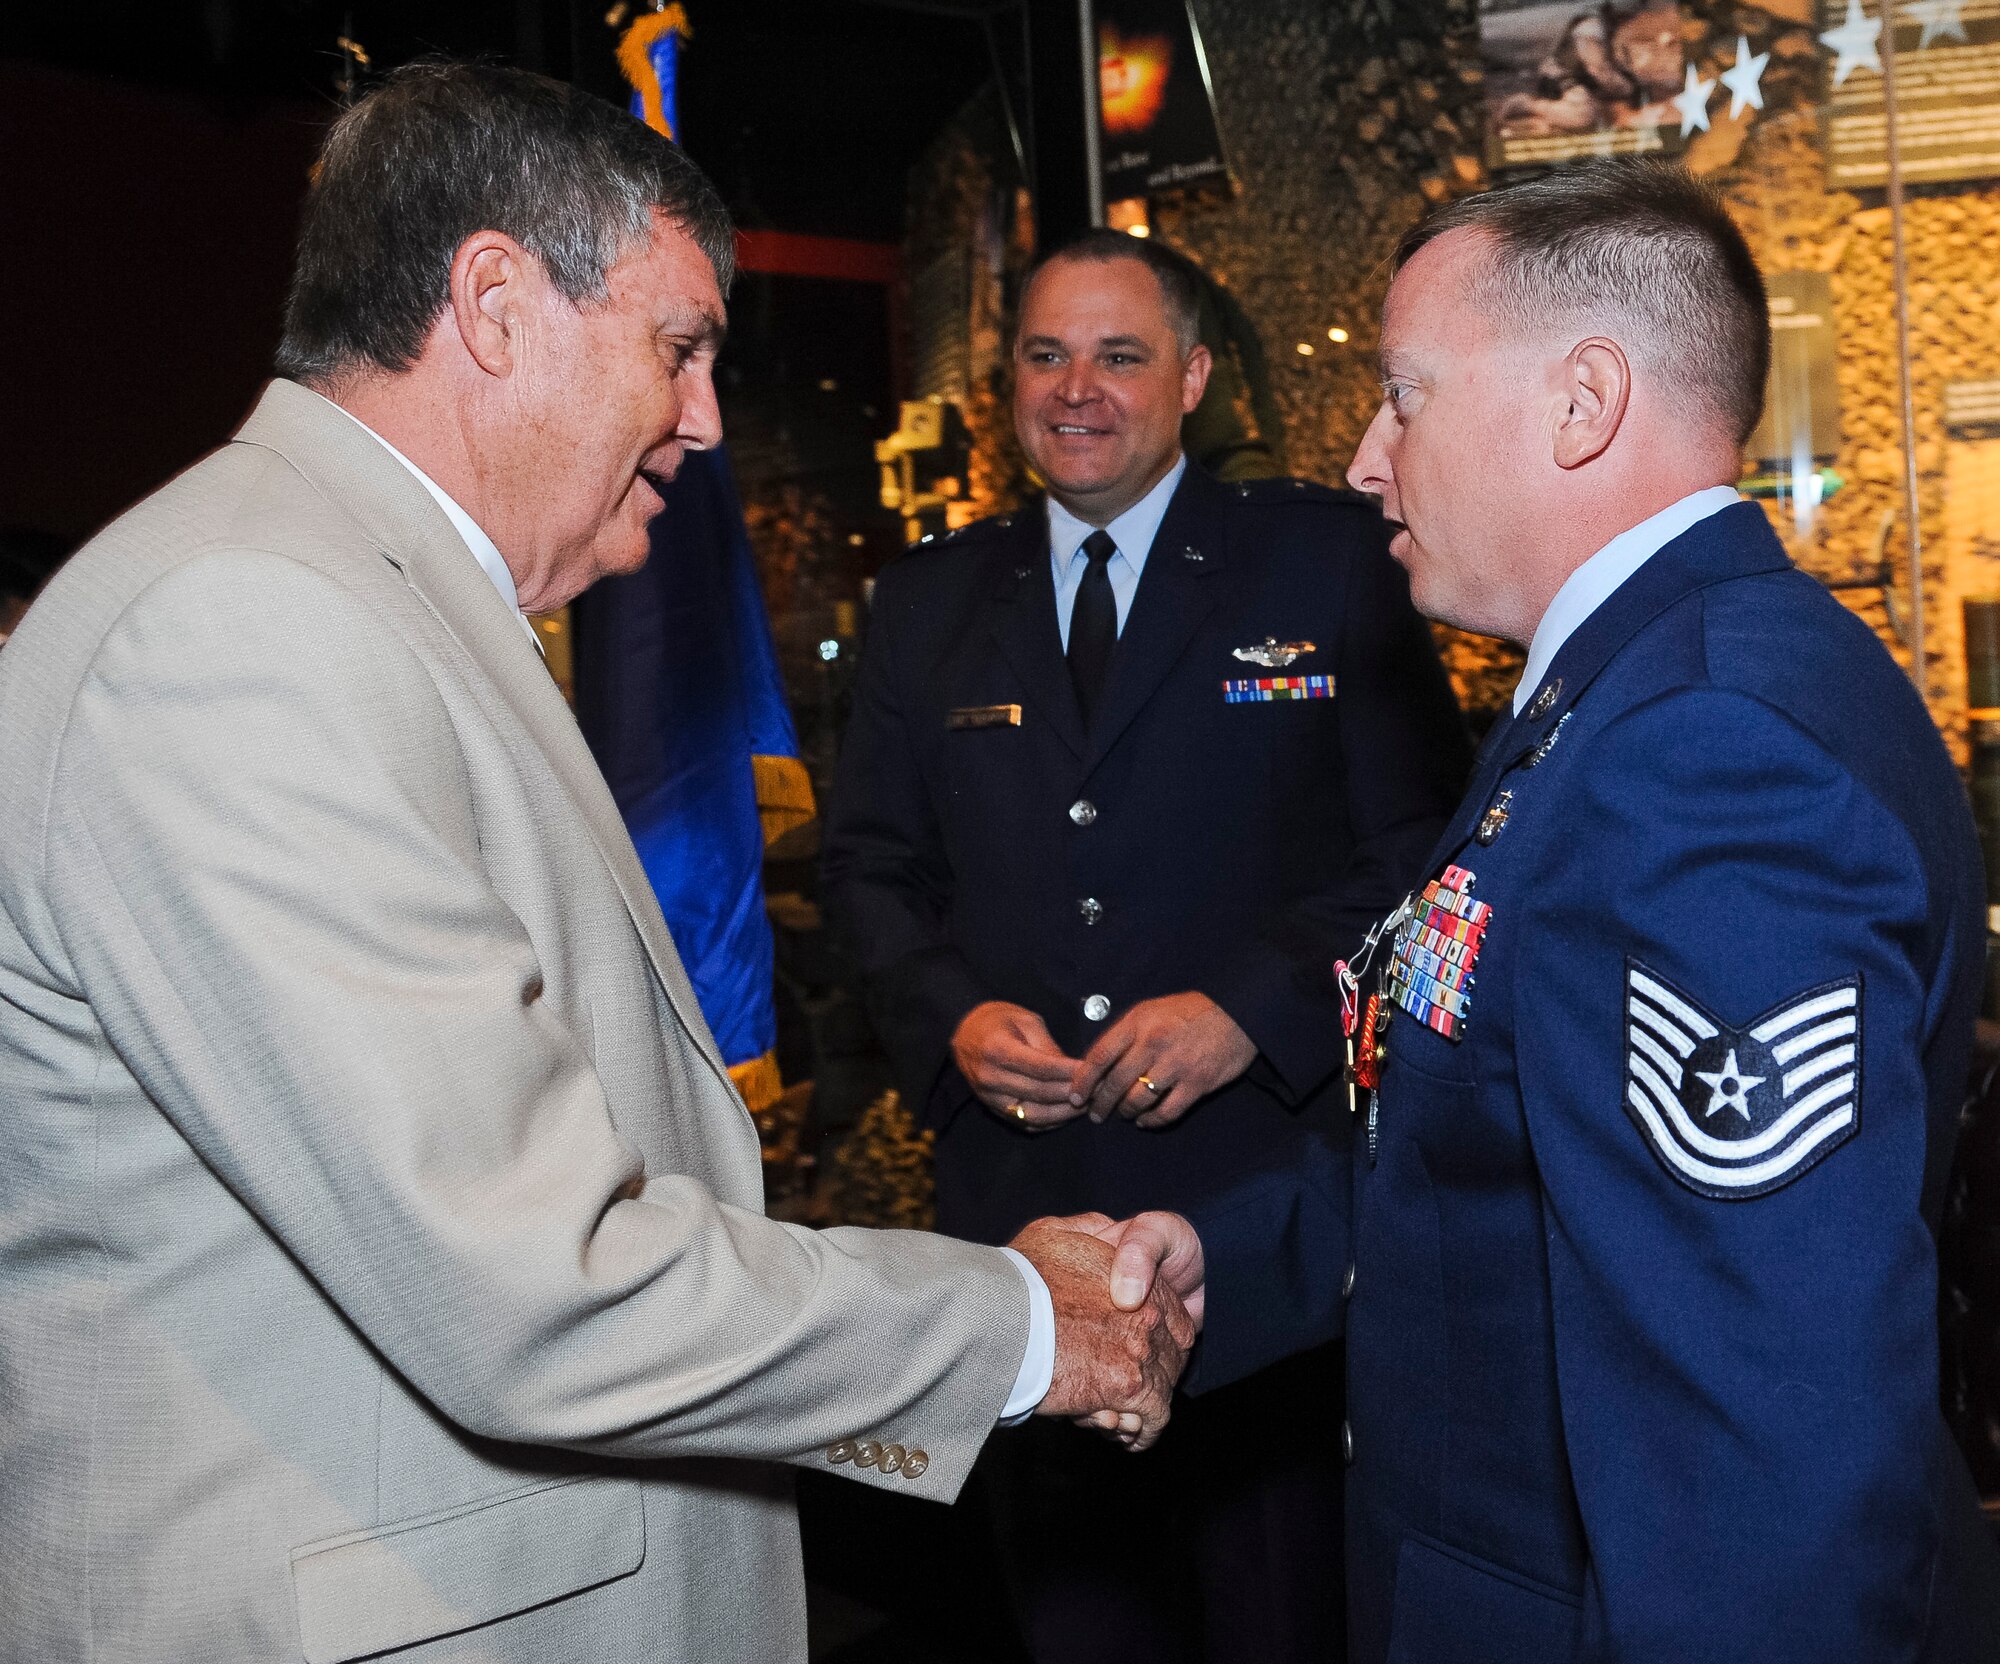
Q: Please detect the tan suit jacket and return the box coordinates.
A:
[0,380,1026,1664]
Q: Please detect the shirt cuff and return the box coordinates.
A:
[996,1246,1056,1424]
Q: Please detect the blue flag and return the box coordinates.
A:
[571,446,812,1113]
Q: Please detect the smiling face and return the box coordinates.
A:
[506,209,725,609]
[1013,253,1210,525]
[1346,229,1554,644]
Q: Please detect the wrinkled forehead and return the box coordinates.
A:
[614,209,728,342]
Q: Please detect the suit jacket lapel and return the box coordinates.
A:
[232,381,732,1087]
[986,514,1088,760]
[1082,467,1231,774]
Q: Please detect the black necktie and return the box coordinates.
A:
[1068,529,1118,724]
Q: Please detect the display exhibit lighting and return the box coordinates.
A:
[1296,341,1315,356]
[1327,327,1349,344]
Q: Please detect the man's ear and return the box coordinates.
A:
[447,231,536,378]
[1180,343,1214,414]
[1552,337,1630,470]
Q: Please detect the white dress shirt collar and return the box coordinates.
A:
[1045,453,1187,647]
[1512,485,1742,714]
[310,390,541,650]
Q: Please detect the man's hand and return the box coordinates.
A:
[1069,992,1256,1128]
[1009,1214,1197,1452]
[953,1001,1085,1131]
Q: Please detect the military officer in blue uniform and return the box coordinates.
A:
[823,231,1470,1663]
[1147,160,2000,1661]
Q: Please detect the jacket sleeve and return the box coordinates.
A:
[821,565,991,1122]
[1516,686,1960,1660]
[38,550,1027,1501]
[1199,512,1471,1103]
[1177,1129,1349,1394]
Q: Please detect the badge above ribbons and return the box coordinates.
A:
[1623,962,1861,1199]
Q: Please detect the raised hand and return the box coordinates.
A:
[1007,1213,1197,1452]
[954,1000,1086,1130]
[1069,992,1256,1129]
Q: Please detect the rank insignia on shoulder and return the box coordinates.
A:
[1232,637,1317,669]
[1223,675,1335,703]
[1623,962,1861,1199]
[1386,863,1489,1041]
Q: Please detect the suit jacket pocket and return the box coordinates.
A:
[289,1476,645,1664]
[1386,1531,1578,1664]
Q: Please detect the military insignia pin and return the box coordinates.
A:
[1386,863,1490,1041]
[1475,789,1514,845]
[1623,962,1861,1199]
[1233,637,1317,669]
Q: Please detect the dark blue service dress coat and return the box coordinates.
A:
[822,464,1470,1256]
[1191,500,2000,1662]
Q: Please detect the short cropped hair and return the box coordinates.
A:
[1396,159,1769,446]
[1022,229,1203,353]
[276,61,735,385]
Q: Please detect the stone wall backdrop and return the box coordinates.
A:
[905,0,2000,743]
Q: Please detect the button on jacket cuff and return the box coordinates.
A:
[997,1246,1056,1422]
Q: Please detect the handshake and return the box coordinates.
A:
[1005,1209,1205,1452]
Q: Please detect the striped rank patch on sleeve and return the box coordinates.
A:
[1622,961,1861,1200]
[1222,675,1336,704]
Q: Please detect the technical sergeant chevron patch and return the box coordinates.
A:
[1622,961,1861,1200]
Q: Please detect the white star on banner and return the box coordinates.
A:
[1673,61,1717,135]
[1820,0,1882,85]
[1719,36,1770,118]
[1694,1048,1767,1123]
[1911,0,1968,47]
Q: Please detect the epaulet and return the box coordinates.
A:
[1227,477,1372,509]
[911,512,1022,552]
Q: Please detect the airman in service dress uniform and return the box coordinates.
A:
[1183,160,2000,1664]
[825,233,1469,1664]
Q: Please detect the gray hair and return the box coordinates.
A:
[1023,228,1203,354]
[276,61,735,385]
[1396,159,1769,446]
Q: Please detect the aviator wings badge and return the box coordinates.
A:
[1623,962,1861,1199]
[1233,637,1317,669]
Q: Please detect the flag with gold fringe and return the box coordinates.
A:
[570,446,814,1116]
[617,4,691,139]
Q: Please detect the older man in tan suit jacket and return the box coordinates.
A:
[0,64,1201,1664]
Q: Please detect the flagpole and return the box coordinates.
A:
[1080,0,1104,227]
[1879,0,1927,701]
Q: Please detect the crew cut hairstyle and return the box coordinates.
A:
[1023,228,1204,353]
[276,61,735,385]
[1396,158,1770,446]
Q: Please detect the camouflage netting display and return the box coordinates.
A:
[903,0,2000,741]
[821,1090,938,1231]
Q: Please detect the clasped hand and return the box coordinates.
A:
[952,993,1256,1131]
[1006,1210,1205,1452]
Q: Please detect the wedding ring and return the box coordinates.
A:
[1137,1076,1164,1097]
[1010,1102,1027,1121]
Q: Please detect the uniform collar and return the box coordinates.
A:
[1436,500,1793,865]
[1045,452,1188,577]
[989,461,1228,768]
[1513,485,1742,715]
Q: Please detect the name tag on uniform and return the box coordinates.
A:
[1222,675,1335,704]
[947,703,1022,730]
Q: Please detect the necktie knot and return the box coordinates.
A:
[1081,528,1117,569]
